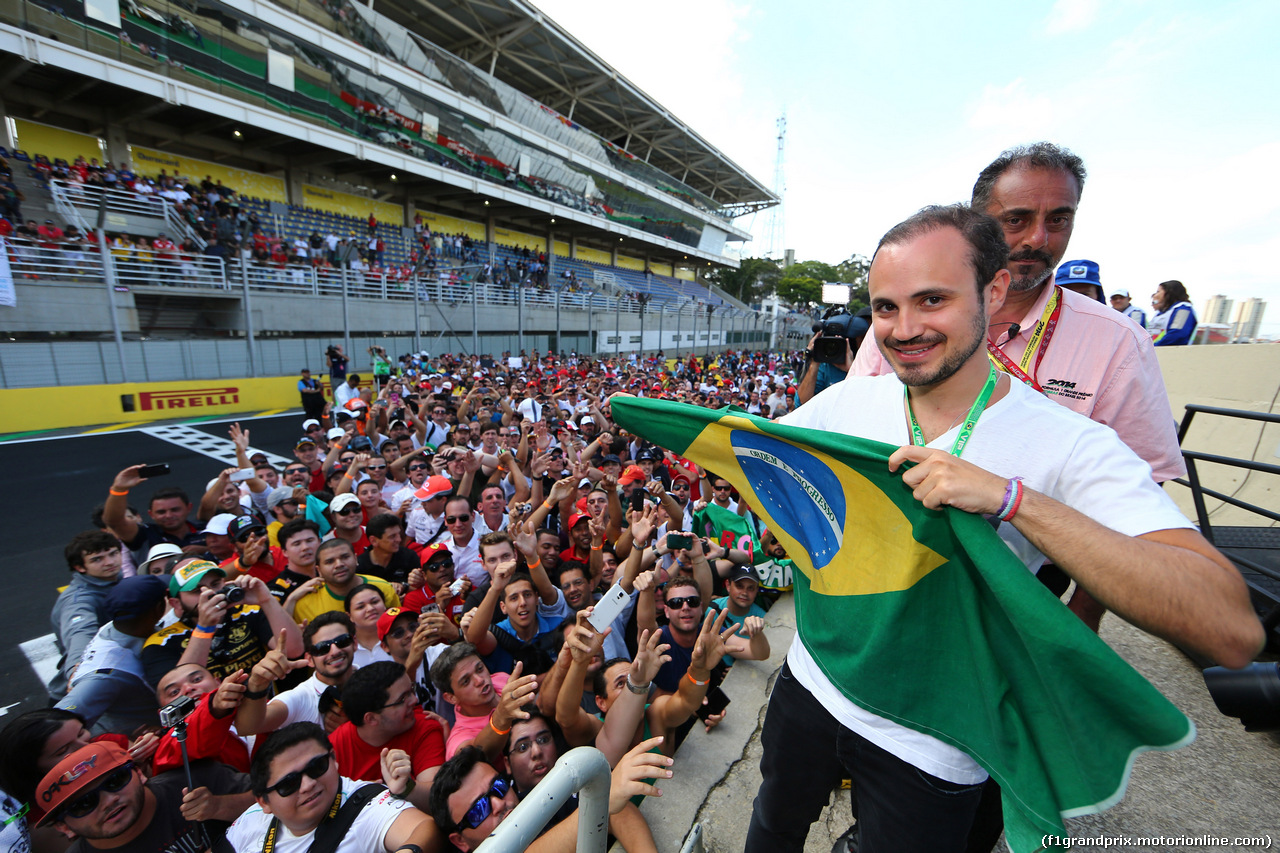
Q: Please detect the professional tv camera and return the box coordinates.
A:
[809,306,871,365]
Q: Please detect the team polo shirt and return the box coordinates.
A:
[292,575,400,625]
[142,605,273,686]
[850,284,1185,482]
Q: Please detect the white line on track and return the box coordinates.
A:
[140,424,294,468]
[19,633,61,698]
[2,412,302,445]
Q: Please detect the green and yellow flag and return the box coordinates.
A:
[691,502,796,590]
[611,396,1193,853]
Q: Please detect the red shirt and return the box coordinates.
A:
[401,588,465,626]
[153,693,250,774]
[330,710,445,781]
[219,546,285,583]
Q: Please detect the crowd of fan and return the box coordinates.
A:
[0,347,808,853]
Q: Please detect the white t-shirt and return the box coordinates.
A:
[225,777,412,853]
[273,673,331,728]
[442,531,485,587]
[779,372,1192,784]
[353,642,394,670]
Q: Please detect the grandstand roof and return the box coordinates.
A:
[365,0,777,213]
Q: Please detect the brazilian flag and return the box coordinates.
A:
[692,502,796,591]
[611,397,1193,853]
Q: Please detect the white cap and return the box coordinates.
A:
[202,513,239,536]
[327,427,346,440]
[302,418,320,429]
[330,493,361,512]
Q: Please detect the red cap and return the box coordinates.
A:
[414,475,453,501]
[567,511,589,529]
[376,607,416,642]
[618,465,646,485]
[36,743,132,826]
[420,542,451,562]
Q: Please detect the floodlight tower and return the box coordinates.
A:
[761,113,786,261]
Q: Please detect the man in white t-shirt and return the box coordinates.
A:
[224,722,440,853]
[743,204,1262,853]
[236,612,357,736]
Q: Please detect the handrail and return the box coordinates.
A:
[49,181,207,249]
[475,747,611,853]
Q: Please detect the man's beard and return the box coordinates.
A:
[1006,249,1054,293]
[885,309,989,388]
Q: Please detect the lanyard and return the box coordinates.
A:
[261,791,342,853]
[906,364,998,458]
[986,285,1063,392]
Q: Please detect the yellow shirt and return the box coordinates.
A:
[292,574,400,625]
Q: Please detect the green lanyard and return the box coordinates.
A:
[905,365,998,458]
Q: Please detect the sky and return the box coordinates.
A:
[534,0,1280,336]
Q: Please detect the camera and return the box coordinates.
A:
[326,345,340,359]
[1203,662,1280,731]
[810,307,872,365]
[159,694,196,728]
[224,585,245,605]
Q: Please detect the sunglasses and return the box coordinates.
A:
[446,514,471,524]
[427,559,455,571]
[308,633,353,656]
[455,776,511,831]
[387,619,419,640]
[408,463,430,471]
[666,595,701,611]
[284,467,308,476]
[236,529,264,543]
[336,505,362,516]
[59,764,135,819]
[266,753,331,797]
[713,485,732,492]
[365,464,387,471]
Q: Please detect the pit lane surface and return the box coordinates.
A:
[0,412,308,719]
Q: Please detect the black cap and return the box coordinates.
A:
[105,575,170,620]
[635,448,657,462]
[228,517,267,540]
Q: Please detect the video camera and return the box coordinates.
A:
[810,307,871,365]
[1202,662,1280,731]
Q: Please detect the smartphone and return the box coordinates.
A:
[696,685,731,722]
[229,468,255,482]
[666,532,693,551]
[630,489,645,514]
[137,463,171,479]
[588,582,630,632]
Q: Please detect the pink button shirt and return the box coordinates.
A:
[850,285,1185,482]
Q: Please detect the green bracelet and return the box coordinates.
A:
[392,777,417,800]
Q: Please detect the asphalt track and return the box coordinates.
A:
[0,410,312,719]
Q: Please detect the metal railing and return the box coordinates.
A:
[49,181,207,249]
[476,747,611,853]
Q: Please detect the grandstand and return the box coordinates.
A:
[0,0,811,385]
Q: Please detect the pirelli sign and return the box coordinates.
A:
[138,387,241,411]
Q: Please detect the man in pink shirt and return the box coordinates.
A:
[428,642,537,769]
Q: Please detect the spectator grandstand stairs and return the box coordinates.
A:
[49,182,206,248]
[5,164,58,224]
[141,423,293,468]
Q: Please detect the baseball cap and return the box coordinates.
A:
[228,517,266,540]
[567,511,589,529]
[1054,259,1101,289]
[635,448,657,462]
[35,743,133,826]
[202,513,239,536]
[330,493,361,513]
[600,454,622,467]
[302,418,321,430]
[414,475,453,501]
[266,485,296,509]
[577,477,593,489]
[376,607,415,642]
[295,437,317,450]
[169,559,226,596]
[1111,288,1130,298]
[138,542,182,573]
[105,575,170,620]
[618,465,646,485]
[725,565,761,585]
[327,427,346,440]
[420,543,451,564]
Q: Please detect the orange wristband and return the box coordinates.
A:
[686,670,709,686]
[109,488,129,496]
[488,718,511,736]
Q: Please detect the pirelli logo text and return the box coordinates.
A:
[138,387,241,411]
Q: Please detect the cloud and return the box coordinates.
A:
[966,79,1057,135]
[1045,0,1099,35]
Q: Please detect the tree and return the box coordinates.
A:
[775,275,823,309]
[704,257,780,305]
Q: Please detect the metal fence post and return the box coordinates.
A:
[413,273,422,355]
[586,291,593,355]
[241,255,257,377]
[97,207,128,382]
[555,286,561,355]
[517,285,524,354]
[614,298,620,358]
[471,280,479,355]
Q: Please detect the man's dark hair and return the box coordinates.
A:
[1158,279,1190,306]
[149,486,191,508]
[431,641,481,694]
[278,518,321,550]
[64,530,121,571]
[90,503,137,529]
[556,561,588,585]
[249,722,331,796]
[535,527,559,542]
[341,660,405,726]
[478,530,512,560]
[501,571,535,600]
[970,142,1087,212]
[366,513,403,540]
[592,657,631,699]
[0,709,87,800]
[317,538,355,563]
[874,204,1009,293]
[303,610,355,649]
[445,495,472,514]
[665,574,700,598]
[427,745,487,833]
[342,582,389,613]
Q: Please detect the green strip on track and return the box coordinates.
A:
[0,429,55,441]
